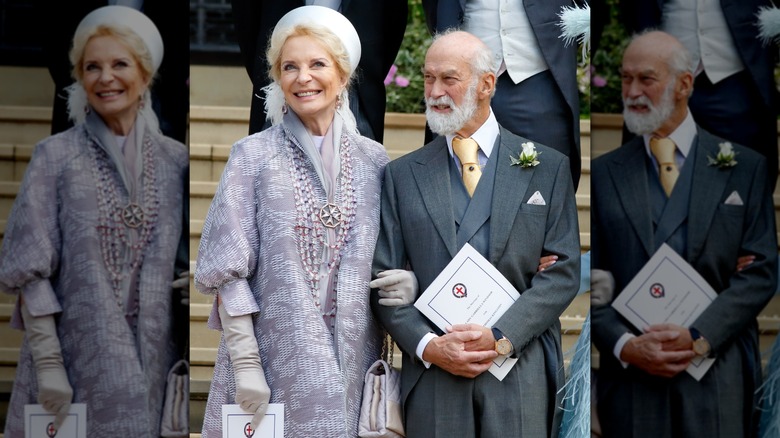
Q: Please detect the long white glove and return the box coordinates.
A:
[591,269,615,306]
[20,303,72,429]
[218,302,270,430]
[370,269,418,306]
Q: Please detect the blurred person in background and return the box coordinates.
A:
[0,6,189,436]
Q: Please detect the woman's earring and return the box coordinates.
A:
[282,102,288,114]
[336,94,343,110]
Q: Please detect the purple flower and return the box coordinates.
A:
[394,75,410,87]
[384,64,398,86]
[592,75,607,87]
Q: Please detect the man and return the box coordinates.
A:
[370,30,580,437]
[619,0,779,186]
[421,0,583,189]
[591,31,778,437]
[230,0,407,141]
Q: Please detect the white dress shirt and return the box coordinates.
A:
[463,0,548,84]
[662,0,745,83]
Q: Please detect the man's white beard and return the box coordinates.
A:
[426,80,479,136]
[623,81,676,136]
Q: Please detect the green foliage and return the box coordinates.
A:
[591,0,630,114]
[577,53,591,118]
[385,0,431,114]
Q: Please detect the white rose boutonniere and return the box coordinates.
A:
[707,142,738,168]
[511,142,541,168]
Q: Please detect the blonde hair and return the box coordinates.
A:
[69,24,155,85]
[265,23,352,85]
[261,23,357,131]
[66,24,159,129]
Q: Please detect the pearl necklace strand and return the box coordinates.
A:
[91,135,159,325]
[289,135,356,334]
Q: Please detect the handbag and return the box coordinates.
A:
[160,358,189,437]
[358,333,405,438]
[162,273,190,437]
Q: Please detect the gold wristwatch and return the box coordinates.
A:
[492,328,513,355]
[690,327,711,357]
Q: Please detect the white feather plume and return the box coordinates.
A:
[558,4,591,60]
[757,6,780,45]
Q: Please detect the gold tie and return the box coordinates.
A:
[452,136,482,197]
[649,137,680,197]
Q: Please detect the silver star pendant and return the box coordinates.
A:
[319,203,343,228]
[121,203,146,228]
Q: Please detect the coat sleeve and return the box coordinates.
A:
[692,157,778,355]
[194,140,262,330]
[589,156,639,357]
[370,162,440,358]
[0,141,64,328]
[493,155,581,354]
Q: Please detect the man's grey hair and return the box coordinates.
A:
[666,43,695,77]
[632,29,695,75]
[629,29,694,97]
[431,28,497,96]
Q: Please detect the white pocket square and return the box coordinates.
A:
[724,190,743,206]
[527,191,546,205]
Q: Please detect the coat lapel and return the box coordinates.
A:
[608,138,655,258]
[687,130,734,262]
[411,137,458,258]
[489,128,529,263]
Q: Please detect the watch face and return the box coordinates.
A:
[693,339,710,356]
[496,339,512,355]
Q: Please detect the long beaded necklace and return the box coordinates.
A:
[289,134,356,334]
[91,134,159,331]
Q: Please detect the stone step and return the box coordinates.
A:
[0,106,51,146]
[189,106,251,146]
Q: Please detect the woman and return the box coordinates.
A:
[0,6,188,436]
[195,5,390,437]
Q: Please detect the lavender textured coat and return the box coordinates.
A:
[196,123,389,437]
[0,123,188,436]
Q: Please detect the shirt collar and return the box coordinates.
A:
[446,109,500,160]
[643,109,696,159]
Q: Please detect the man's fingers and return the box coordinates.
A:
[646,323,682,332]
[537,255,558,272]
[654,348,696,364]
[644,329,681,342]
[449,323,483,332]
[463,349,498,363]
[446,329,484,342]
